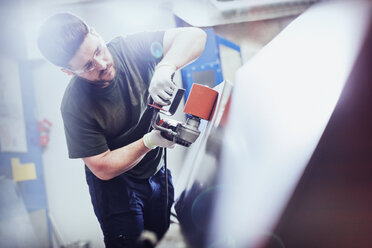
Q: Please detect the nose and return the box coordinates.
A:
[95,57,107,70]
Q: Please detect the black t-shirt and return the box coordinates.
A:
[61,31,165,179]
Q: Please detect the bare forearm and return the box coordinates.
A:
[161,27,207,69]
[103,139,149,174]
[83,138,150,180]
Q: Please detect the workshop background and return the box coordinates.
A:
[1,0,372,247]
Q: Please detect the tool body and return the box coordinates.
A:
[149,84,218,147]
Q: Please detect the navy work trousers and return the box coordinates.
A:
[99,167,174,247]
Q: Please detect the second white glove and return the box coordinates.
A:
[143,130,176,149]
[149,64,177,106]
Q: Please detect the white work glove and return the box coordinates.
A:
[149,63,177,106]
[143,130,176,149]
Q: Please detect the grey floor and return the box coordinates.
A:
[157,222,187,248]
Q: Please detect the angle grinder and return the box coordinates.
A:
[148,83,219,147]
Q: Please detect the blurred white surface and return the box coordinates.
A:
[210,1,372,247]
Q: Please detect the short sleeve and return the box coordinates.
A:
[109,31,165,83]
[122,30,165,63]
[61,110,108,159]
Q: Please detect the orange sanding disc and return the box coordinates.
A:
[184,84,218,120]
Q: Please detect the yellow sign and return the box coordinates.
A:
[11,158,37,182]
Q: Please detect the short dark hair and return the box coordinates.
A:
[37,12,89,68]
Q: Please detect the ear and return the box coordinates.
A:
[61,68,74,76]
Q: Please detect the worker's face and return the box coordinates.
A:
[67,30,116,84]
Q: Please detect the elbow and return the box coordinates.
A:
[192,27,207,54]
[192,27,207,40]
[84,158,116,181]
[199,28,207,45]
[91,163,115,181]
[96,171,115,181]
[83,151,119,181]
[99,175,114,181]
[190,27,207,59]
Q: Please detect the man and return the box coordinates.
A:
[37,12,206,247]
